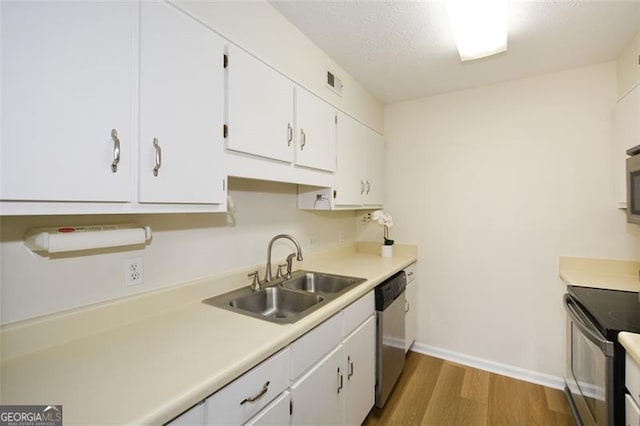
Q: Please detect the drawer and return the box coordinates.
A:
[245,390,290,426]
[206,347,290,425]
[626,393,640,426]
[627,352,640,406]
[343,291,374,337]
[404,262,417,284]
[290,312,342,380]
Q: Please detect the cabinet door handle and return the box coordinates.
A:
[240,381,270,405]
[360,180,365,195]
[366,180,371,194]
[348,356,354,380]
[300,129,306,150]
[287,123,293,146]
[405,300,410,313]
[153,138,162,177]
[111,129,120,173]
[337,368,343,394]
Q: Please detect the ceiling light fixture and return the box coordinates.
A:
[446,0,508,62]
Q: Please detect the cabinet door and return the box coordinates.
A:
[167,402,204,426]
[138,1,225,204]
[296,87,336,172]
[227,45,294,163]
[343,315,376,426]
[363,128,385,206]
[613,86,640,207]
[245,391,290,426]
[1,1,135,202]
[334,112,365,206]
[405,281,417,352]
[290,345,344,425]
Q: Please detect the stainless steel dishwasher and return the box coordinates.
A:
[374,270,407,408]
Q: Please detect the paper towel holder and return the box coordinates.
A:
[24,224,152,254]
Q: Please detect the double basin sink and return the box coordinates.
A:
[203,271,366,324]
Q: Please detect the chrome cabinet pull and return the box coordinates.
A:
[111,129,120,173]
[337,368,343,394]
[348,356,354,380]
[153,138,161,177]
[360,180,365,195]
[300,129,306,150]
[287,123,293,146]
[366,180,371,194]
[240,381,270,405]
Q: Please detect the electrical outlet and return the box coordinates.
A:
[125,257,143,286]
[308,236,316,248]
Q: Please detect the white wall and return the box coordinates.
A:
[176,0,384,132]
[382,61,640,378]
[0,178,356,324]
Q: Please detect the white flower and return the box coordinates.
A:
[370,210,393,228]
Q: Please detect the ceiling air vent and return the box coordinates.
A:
[326,69,343,96]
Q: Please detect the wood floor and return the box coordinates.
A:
[363,351,574,426]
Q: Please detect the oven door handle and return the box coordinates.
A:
[563,294,614,357]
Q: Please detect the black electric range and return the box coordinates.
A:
[565,285,640,425]
[567,285,640,338]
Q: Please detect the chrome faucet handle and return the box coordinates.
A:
[248,271,262,291]
[276,264,287,279]
[285,253,296,278]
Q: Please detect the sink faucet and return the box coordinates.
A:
[264,234,303,283]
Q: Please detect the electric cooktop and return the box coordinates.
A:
[567,286,640,339]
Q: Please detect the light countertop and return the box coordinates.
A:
[559,257,640,292]
[620,332,640,365]
[0,243,417,425]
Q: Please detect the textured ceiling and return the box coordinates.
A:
[270,1,640,104]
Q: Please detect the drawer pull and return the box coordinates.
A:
[240,381,269,405]
[337,368,343,394]
[348,356,354,380]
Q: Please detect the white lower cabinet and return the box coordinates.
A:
[627,352,640,426]
[245,391,291,426]
[291,345,345,425]
[168,291,376,426]
[290,292,375,425]
[404,262,417,353]
[343,316,376,425]
[205,348,290,425]
[167,402,205,426]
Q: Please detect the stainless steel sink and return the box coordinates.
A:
[281,270,366,295]
[203,270,367,324]
[231,287,323,319]
[203,286,325,324]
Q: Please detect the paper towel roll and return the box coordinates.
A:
[25,225,152,253]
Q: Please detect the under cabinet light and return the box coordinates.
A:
[446,0,508,61]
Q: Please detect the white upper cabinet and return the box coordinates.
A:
[363,127,385,206]
[613,86,640,208]
[1,1,136,202]
[226,44,295,163]
[295,87,336,172]
[139,1,225,204]
[334,112,366,206]
[299,111,384,210]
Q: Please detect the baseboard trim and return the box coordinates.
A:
[410,343,565,390]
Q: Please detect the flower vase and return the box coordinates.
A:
[381,245,393,258]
